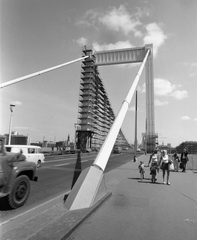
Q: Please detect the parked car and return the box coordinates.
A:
[0,135,38,209]
[5,145,45,168]
[113,146,122,154]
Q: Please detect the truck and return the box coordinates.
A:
[0,135,38,209]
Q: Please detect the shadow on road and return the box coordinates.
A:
[128,177,164,185]
[0,196,13,211]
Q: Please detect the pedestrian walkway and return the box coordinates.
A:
[1,154,197,240]
[67,154,197,240]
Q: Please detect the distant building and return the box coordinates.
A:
[30,142,42,147]
[43,141,56,148]
[4,132,29,145]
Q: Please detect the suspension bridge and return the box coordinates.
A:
[1,44,157,210]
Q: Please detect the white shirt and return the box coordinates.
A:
[162,155,169,163]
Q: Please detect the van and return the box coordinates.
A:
[5,145,45,168]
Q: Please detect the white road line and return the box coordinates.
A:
[45,155,96,163]
[55,163,70,167]
[0,191,70,226]
[55,159,89,166]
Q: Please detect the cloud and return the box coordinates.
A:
[154,99,168,106]
[140,78,188,101]
[170,90,188,100]
[154,78,188,100]
[189,73,195,77]
[76,37,88,47]
[194,118,197,121]
[92,40,134,51]
[154,78,176,96]
[191,62,197,67]
[180,116,190,120]
[98,5,142,37]
[76,6,167,58]
[143,23,167,56]
[76,9,99,29]
[135,7,151,18]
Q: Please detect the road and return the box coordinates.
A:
[0,151,133,225]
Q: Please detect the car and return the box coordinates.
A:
[0,135,38,209]
[5,145,45,168]
[113,146,122,154]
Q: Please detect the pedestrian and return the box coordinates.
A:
[160,150,171,185]
[148,150,159,180]
[156,148,162,173]
[51,146,54,155]
[180,148,189,172]
[173,151,179,172]
[138,161,145,180]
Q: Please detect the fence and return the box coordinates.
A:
[187,154,197,171]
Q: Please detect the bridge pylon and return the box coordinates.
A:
[76,46,131,152]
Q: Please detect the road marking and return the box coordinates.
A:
[45,154,96,163]
[55,163,70,167]
[0,191,70,226]
[55,159,89,166]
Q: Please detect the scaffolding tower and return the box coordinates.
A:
[76,46,130,152]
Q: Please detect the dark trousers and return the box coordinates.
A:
[181,159,187,172]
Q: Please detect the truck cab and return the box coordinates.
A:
[0,135,38,209]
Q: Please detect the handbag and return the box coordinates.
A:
[179,162,183,169]
[169,162,175,171]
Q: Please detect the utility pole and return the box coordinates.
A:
[134,90,137,161]
[145,118,147,155]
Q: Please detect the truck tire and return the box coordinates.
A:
[8,175,30,209]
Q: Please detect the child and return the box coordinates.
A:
[138,161,145,179]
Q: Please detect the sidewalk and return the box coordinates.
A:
[1,155,197,240]
[67,154,197,240]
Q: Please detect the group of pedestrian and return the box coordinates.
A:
[138,148,189,185]
[148,149,172,185]
[173,148,189,172]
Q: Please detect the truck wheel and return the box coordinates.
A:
[37,160,41,168]
[8,175,30,209]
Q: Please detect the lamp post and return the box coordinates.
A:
[74,123,79,149]
[8,104,16,145]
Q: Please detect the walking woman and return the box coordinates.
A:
[180,148,189,172]
[160,150,171,185]
[173,151,179,172]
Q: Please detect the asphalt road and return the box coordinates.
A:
[0,151,133,225]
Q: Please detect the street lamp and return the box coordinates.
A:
[8,104,16,145]
[74,123,79,149]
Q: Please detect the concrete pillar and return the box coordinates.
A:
[145,44,155,153]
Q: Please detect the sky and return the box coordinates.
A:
[1,0,197,147]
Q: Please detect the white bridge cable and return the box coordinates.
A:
[0,56,89,89]
[93,49,150,171]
